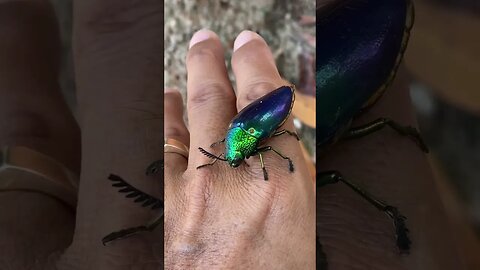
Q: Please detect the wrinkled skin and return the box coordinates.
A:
[0,0,467,270]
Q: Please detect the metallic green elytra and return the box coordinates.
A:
[197,85,300,180]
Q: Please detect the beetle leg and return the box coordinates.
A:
[258,153,268,180]
[197,153,225,169]
[108,174,164,210]
[145,159,164,175]
[318,170,411,252]
[257,146,294,172]
[102,214,164,246]
[272,129,300,141]
[317,234,328,270]
[210,138,225,148]
[341,117,429,152]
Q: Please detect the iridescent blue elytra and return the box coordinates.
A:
[316,0,414,146]
[315,1,425,267]
[197,85,298,180]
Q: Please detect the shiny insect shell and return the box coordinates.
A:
[197,85,299,180]
[316,0,415,146]
[315,1,425,268]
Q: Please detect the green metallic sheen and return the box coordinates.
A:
[197,86,296,180]
[223,86,294,167]
[224,127,258,167]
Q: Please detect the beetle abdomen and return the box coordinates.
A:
[316,0,411,146]
[230,85,294,140]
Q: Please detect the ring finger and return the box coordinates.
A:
[164,88,189,172]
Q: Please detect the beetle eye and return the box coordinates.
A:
[248,128,255,134]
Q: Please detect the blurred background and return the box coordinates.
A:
[47,0,478,267]
[404,0,480,268]
[163,0,317,176]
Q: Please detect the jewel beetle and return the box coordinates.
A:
[197,85,300,181]
[315,0,427,268]
[316,0,424,149]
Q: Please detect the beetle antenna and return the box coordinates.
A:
[198,147,227,161]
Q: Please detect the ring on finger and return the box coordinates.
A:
[164,138,189,159]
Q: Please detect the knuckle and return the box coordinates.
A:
[165,125,188,139]
[191,165,218,183]
[239,81,279,106]
[74,0,163,59]
[76,0,162,35]
[187,82,234,110]
[1,111,51,141]
[115,99,163,120]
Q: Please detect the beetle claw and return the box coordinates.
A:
[288,160,294,172]
[385,205,411,252]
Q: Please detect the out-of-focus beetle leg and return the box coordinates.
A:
[317,170,411,252]
[108,174,164,210]
[272,129,300,141]
[146,159,164,176]
[210,138,225,148]
[316,234,328,270]
[256,146,294,173]
[102,214,164,246]
[197,153,225,169]
[341,117,429,152]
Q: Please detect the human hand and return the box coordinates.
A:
[0,0,165,269]
[163,29,315,269]
[0,1,315,269]
[0,1,465,269]
[316,68,465,269]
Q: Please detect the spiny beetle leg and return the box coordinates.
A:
[257,146,294,172]
[108,174,164,210]
[317,170,411,252]
[272,129,300,141]
[341,117,429,153]
[316,234,328,270]
[145,159,164,176]
[210,138,225,148]
[102,214,163,246]
[197,153,225,169]
[258,153,268,180]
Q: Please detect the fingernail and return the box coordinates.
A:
[189,29,215,49]
[234,30,262,52]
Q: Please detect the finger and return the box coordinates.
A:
[232,30,286,111]
[0,1,78,266]
[231,31,306,177]
[186,29,236,168]
[70,0,163,263]
[164,88,189,172]
[0,0,80,173]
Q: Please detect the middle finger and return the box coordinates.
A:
[186,29,236,168]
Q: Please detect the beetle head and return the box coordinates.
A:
[227,151,244,167]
